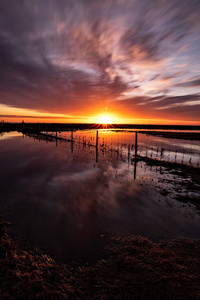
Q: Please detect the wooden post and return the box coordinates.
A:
[71,130,73,141]
[135,132,138,158]
[96,130,98,148]
[134,159,137,180]
[128,144,130,162]
[96,130,99,162]
[96,147,98,163]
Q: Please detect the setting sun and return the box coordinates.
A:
[98,115,113,124]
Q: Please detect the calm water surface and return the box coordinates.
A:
[0,131,200,263]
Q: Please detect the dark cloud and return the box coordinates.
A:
[175,78,200,88]
[115,94,200,106]
[112,94,200,120]
[0,0,200,121]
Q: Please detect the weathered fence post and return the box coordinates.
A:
[134,159,137,180]
[71,130,73,141]
[96,130,98,148]
[96,147,98,163]
[135,131,138,157]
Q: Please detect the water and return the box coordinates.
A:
[0,131,200,264]
[45,129,200,166]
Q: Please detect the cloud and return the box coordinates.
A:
[175,78,200,88]
[0,0,200,121]
[111,94,200,121]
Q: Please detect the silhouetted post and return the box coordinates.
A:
[71,130,73,141]
[161,148,164,159]
[96,130,98,148]
[135,132,138,158]
[134,159,137,180]
[95,131,99,162]
[96,146,98,163]
[55,131,58,147]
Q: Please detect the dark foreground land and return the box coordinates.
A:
[1,221,200,300]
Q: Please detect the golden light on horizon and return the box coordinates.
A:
[98,115,113,124]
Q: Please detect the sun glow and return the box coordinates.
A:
[98,115,113,124]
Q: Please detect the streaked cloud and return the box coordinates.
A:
[0,0,200,122]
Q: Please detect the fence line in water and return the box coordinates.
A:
[31,129,200,167]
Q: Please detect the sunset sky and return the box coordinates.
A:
[0,0,200,124]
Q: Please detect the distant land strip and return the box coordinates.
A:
[0,123,200,141]
[1,122,200,130]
